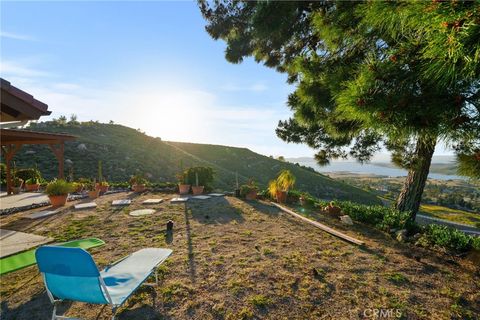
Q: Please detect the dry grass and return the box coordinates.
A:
[0,192,479,319]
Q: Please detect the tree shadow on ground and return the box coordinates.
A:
[117,305,165,320]
[2,207,68,233]
[187,196,245,225]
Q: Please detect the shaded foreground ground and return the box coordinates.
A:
[0,192,479,319]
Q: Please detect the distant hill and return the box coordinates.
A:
[287,156,459,176]
[10,121,381,204]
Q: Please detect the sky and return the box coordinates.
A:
[1,1,451,159]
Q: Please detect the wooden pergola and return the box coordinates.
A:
[1,78,76,194]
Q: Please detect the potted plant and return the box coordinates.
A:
[130,174,147,193]
[25,177,40,192]
[177,172,191,195]
[98,180,109,193]
[45,179,74,207]
[12,176,23,194]
[269,170,296,203]
[191,172,204,195]
[72,182,84,193]
[184,167,214,195]
[240,179,258,200]
[87,182,100,199]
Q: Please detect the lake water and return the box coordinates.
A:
[295,161,465,181]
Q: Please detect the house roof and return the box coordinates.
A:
[0,78,51,122]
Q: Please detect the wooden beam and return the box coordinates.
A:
[271,202,365,246]
[1,139,64,145]
[48,143,65,179]
[2,144,22,195]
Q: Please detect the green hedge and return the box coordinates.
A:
[420,224,480,253]
[312,199,479,254]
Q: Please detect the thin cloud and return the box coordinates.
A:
[221,83,268,92]
[0,60,51,78]
[0,31,35,41]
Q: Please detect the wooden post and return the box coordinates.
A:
[1,144,22,195]
[48,142,65,179]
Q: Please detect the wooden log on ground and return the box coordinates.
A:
[271,202,365,246]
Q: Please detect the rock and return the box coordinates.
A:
[413,233,422,240]
[396,229,408,242]
[339,215,353,225]
[65,159,73,166]
[77,143,87,151]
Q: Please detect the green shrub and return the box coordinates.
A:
[129,174,147,185]
[15,168,42,182]
[45,179,75,196]
[338,201,415,232]
[240,181,258,197]
[421,224,478,253]
[0,163,6,186]
[183,167,214,187]
[25,177,40,185]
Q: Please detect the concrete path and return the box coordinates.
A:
[416,214,480,236]
[0,192,49,211]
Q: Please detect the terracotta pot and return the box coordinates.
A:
[25,184,40,192]
[88,190,100,199]
[178,184,191,195]
[49,194,68,207]
[276,190,287,203]
[99,185,109,193]
[133,184,146,193]
[192,186,204,195]
[245,190,257,200]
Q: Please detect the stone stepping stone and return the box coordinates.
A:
[192,195,211,200]
[112,199,131,206]
[25,209,61,220]
[74,202,97,210]
[170,197,189,203]
[208,193,225,197]
[0,229,53,258]
[142,199,163,205]
[129,209,156,217]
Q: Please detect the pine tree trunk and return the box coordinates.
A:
[396,134,437,220]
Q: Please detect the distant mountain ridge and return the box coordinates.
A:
[286,156,459,176]
[11,121,381,204]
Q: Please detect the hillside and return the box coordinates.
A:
[10,121,380,204]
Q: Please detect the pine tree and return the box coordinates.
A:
[199,1,480,219]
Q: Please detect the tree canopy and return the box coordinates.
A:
[200,0,480,215]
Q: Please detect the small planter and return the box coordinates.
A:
[178,184,191,195]
[245,190,257,200]
[49,194,68,207]
[99,185,109,193]
[25,184,40,192]
[192,186,204,195]
[88,190,100,199]
[75,185,84,193]
[276,190,287,204]
[133,184,146,193]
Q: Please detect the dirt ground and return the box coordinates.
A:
[0,192,479,320]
